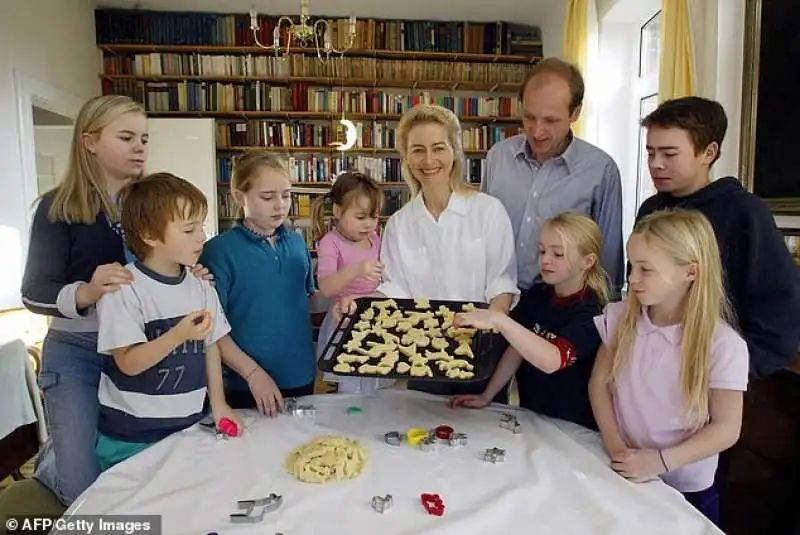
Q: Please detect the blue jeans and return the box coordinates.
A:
[683,485,720,527]
[34,330,104,506]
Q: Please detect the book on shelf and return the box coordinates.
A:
[214,119,519,152]
[101,53,534,87]
[101,79,523,117]
[216,152,494,185]
[95,9,543,58]
[96,8,534,239]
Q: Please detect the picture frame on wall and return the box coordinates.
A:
[780,228,800,271]
[740,0,800,214]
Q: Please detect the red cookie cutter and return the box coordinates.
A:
[420,493,445,516]
[434,425,454,441]
[218,417,239,437]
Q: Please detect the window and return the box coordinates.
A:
[639,12,660,78]
[636,94,659,207]
[635,11,661,209]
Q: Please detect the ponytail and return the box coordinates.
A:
[311,194,329,244]
[543,212,609,304]
[312,171,383,244]
[584,263,611,305]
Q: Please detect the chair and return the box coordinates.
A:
[0,339,46,482]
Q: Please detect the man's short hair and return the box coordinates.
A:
[641,96,728,165]
[120,172,208,260]
[518,57,585,114]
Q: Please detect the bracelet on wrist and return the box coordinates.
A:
[658,449,669,472]
[244,366,259,381]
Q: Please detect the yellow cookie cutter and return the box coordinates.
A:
[407,427,429,447]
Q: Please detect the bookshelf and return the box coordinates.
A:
[95,9,542,250]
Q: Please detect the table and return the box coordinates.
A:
[65,390,722,535]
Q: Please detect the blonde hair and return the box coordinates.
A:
[543,212,610,305]
[48,95,146,224]
[609,209,733,431]
[311,171,383,243]
[396,104,475,197]
[230,151,290,218]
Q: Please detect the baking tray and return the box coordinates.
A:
[318,297,497,382]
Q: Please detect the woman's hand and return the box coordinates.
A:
[76,262,134,308]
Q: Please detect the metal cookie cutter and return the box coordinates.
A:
[499,413,521,434]
[199,420,228,441]
[371,494,393,514]
[229,493,283,523]
[284,397,316,419]
[448,432,468,447]
[483,447,506,464]
[419,436,437,452]
[384,431,406,447]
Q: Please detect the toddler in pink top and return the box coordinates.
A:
[589,209,748,527]
[313,171,391,393]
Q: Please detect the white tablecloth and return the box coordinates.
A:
[65,390,722,535]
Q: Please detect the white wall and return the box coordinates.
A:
[593,0,661,241]
[34,126,73,194]
[146,118,219,237]
[0,0,99,310]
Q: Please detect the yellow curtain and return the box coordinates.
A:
[659,0,696,101]
[562,0,589,136]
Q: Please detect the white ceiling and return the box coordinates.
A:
[95,0,555,25]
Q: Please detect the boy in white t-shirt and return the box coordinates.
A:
[96,172,240,470]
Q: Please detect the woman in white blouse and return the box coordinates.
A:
[378,104,519,396]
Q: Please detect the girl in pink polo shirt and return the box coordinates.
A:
[312,171,391,394]
[589,209,748,526]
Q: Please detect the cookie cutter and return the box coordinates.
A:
[371,494,393,513]
[420,493,445,516]
[384,431,406,446]
[284,398,316,419]
[448,432,468,447]
[407,427,429,447]
[199,419,228,441]
[419,436,437,452]
[433,425,454,441]
[229,493,283,523]
[483,447,506,464]
[499,413,521,434]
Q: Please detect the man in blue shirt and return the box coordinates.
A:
[482,58,624,295]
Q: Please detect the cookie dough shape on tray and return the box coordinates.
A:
[285,436,368,484]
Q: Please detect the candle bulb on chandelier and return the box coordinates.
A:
[349,15,356,36]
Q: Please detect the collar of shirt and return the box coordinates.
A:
[514,131,579,174]
[233,220,289,243]
[550,284,590,307]
[409,191,470,221]
[636,306,682,345]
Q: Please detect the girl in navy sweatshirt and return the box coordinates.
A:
[449,213,610,429]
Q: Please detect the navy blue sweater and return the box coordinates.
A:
[21,191,125,330]
[512,283,603,430]
[636,177,800,378]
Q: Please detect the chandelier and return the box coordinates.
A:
[249,0,358,59]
